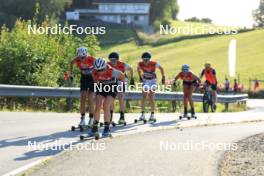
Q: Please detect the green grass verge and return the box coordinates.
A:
[98,29,264,88]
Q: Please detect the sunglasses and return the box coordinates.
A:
[96,69,105,72]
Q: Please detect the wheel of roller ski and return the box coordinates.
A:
[95,133,100,140]
[71,126,75,131]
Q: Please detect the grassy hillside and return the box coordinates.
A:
[97,26,136,46]
[97,20,238,46]
[98,29,264,89]
[138,20,239,44]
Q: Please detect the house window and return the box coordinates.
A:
[134,16,139,21]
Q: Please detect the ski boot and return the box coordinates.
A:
[80,124,99,140]
[102,127,112,138]
[71,117,86,131]
[191,113,197,119]
[118,118,127,126]
[87,117,94,128]
[148,113,157,123]
[134,113,147,124]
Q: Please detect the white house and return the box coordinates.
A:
[66,0,151,27]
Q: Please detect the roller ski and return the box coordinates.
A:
[99,112,127,127]
[179,114,191,120]
[80,130,100,140]
[148,113,157,123]
[116,112,127,126]
[134,113,147,124]
[191,113,197,119]
[117,118,127,126]
[71,117,93,132]
[80,124,100,140]
[99,121,120,127]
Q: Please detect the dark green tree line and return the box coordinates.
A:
[0,0,72,27]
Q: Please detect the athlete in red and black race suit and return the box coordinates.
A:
[173,65,201,117]
[108,52,134,124]
[200,62,218,108]
[70,47,95,127]
[137,52,165,122]
[91,58,125,137]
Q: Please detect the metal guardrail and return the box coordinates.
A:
[0,84,248,103]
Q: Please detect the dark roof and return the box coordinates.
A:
[94,0,149,3]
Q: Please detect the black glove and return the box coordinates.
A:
[130,78,135,85]
[173,81,176,87]
[139,77,143,83]
[161,76,165,84]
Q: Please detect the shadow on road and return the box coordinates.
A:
[0,119,180,161]
[0,130,82,160]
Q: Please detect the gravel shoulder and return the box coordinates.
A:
[219,133,264,176]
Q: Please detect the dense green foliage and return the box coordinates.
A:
[148,0,179,22]
[253,0,264,27]
[0,18,99,111]
[0,0,72,27]
[0,19,99,86]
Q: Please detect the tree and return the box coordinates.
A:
[201,18,212,24]
[184,17,212,24]
[253,0,264,27]
[148,0,179,22]
[0,0,72,27]
[185,17,200,23]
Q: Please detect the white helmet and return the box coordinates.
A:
[77,47,88,58]
[94,58,107,71]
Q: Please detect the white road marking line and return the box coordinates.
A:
[2,157,51,176]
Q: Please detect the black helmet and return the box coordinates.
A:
[108,52,119,61]
[141,52,151,62]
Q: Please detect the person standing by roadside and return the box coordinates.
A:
[224,77,230,93]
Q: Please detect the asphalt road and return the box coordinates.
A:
[29,122,264,176]
[0,99,264,176]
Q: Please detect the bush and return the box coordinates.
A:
[153,20,162,32]
[161,19,172,27]
[0,19,99,86]
[0,18,100,111]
